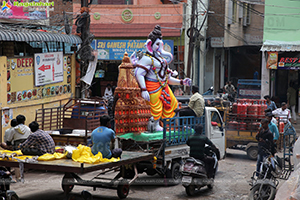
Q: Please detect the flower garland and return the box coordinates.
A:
[149,54,168,88]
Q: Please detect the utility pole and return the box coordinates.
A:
[186,0,197,79]
[75,0,95,98]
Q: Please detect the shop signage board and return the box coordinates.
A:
[92,39,174,60]
[210,37,224,48]
[34,52,64,87]
[239,89,261,99]
[278,57,300,69]
[7,55,72,104]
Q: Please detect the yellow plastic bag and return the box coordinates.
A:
[38,152,67,161]
[0,150,22,156]
[72,144,119,164]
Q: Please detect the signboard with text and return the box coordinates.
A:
[278,57,300,69]
[91,39,174,60]
[34,52,64,86]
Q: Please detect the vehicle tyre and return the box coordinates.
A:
[223,151,226,159]
[7,192,19,200]
[146,168,156,176]
[61,173,75,194]
[249,184,276,200]
[247,146,258,160]
[171,162,182,183]
[121,166,135,179]
[207,183,213,189]
[213,162,218,178]
[117,181,130,199]
[185,185,195,196]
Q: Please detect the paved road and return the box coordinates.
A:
[9,149,281,200]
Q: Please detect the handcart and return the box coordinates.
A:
[0,151,153,199]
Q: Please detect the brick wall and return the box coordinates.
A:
[207,0,225,38]
[49,0,73,26]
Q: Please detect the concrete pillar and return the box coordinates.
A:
[261,51,270,98]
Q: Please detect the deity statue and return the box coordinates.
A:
[131,25,192,131]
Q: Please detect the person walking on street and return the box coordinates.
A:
[264,95,277,111]
[287,82,297,124]
[265,112,279,144]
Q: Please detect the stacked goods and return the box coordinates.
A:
[247,100,259,117]
[114,53,152,135]
[237,101,248,118]
[227,99,267,131]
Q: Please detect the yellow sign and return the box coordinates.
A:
[7,55,72,104]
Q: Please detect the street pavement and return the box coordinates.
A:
[9,149,271,200]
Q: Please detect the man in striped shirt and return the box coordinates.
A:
[20,121,55,156]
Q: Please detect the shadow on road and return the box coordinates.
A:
[174,186,214,199]
[225,151,253,161]
[18,190,145,200]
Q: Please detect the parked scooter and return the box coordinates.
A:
[181,146,218,196]
[203,86,214,96]
[249,147,282,200]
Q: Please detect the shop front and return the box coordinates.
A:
[0,26,81,141]
[263,51,300,110]
[89,39,174,97]
[261,0,300,110]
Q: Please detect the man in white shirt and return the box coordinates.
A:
[1,119,18,150]
[1,115,31,150]
[272,102,291,123]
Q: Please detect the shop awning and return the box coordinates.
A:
[85,23,182,38]
[0,28,82,44]
[261,40,300,52]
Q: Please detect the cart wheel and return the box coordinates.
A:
[61,173,75,194]
[247,146,258,160]
[117,182,130,199]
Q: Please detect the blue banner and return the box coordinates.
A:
[91,39,174,60]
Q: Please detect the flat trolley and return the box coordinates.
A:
[0,151,153,199]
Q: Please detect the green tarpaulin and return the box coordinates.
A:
[117,129,195,142]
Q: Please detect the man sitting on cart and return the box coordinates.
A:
[91,115,122,159]
[175,86,205,118]
[20,121,55,156]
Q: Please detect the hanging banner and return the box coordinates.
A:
[34,52,64,87]
[266,52,278,69]
[91,39,174,60]
[278,57,300,69]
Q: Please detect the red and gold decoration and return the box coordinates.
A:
[114,52,152,135]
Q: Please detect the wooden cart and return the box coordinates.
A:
[35,98,108,145]
[0,151,153,199]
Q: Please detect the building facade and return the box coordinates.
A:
[73,0,187,96]
[224,0,264,95]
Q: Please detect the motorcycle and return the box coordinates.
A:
[203,86,214,96]
[249,147,282,200]
[181,146,219,196]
